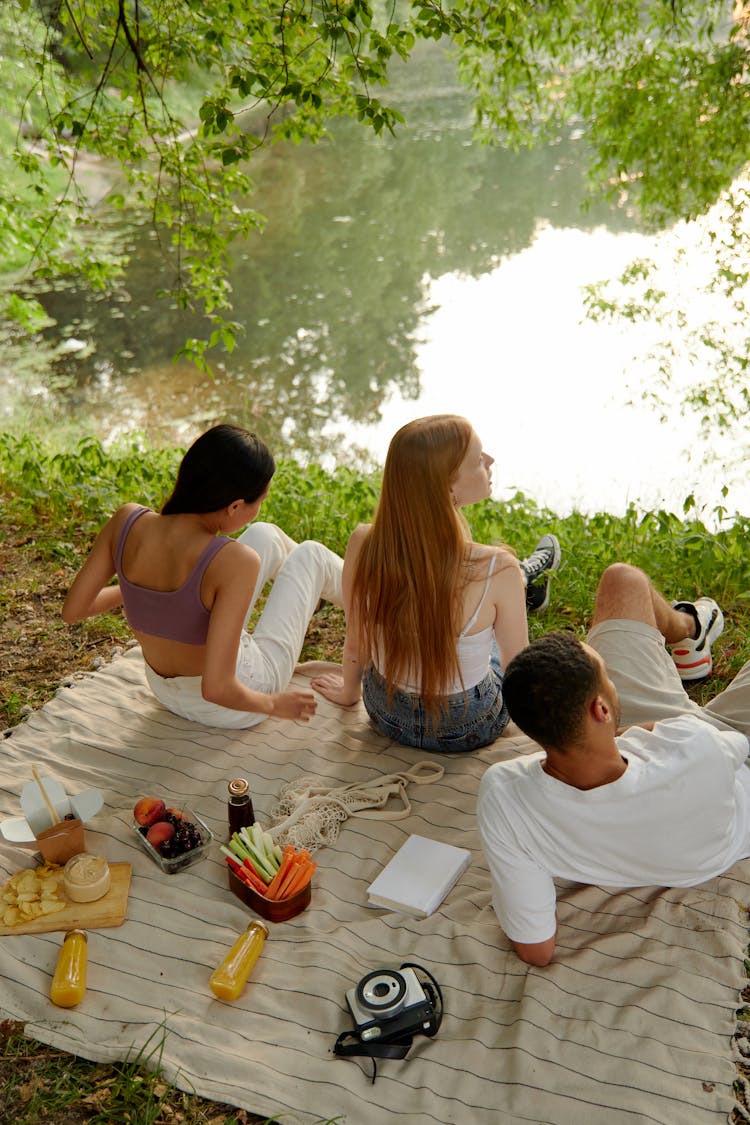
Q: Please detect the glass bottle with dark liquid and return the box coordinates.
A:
[227,777,254,836]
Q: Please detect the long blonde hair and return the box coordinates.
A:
[351,415,476,714]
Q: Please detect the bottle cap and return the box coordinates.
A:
[64,929,88,942]
[228,778,249,797]
[246,919,270,938]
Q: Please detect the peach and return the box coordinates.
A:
[146,821,175,849]
[134,797,166,827]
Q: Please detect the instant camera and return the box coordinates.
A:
[334,962,443,1079]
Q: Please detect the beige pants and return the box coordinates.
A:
[587,618,750,736]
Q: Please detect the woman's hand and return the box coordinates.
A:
[268,690,318,721]
[310,671,361,707]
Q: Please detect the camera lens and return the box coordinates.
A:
[357,969,407,1014]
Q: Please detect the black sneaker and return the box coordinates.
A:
[526,580,551,614]
[521,534,561,615]
[520,534,561,585]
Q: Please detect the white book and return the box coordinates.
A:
[366,834,472,918]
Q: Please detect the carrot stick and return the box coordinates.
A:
[270,848,311,899]
[278,858,315,899]
[276,856,305,899]
[264,845,297,900]
[280,860,316,899]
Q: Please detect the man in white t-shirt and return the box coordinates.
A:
[477,563,750,967]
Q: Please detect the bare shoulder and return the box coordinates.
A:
[100,503,146,540]
[349,523,371,546]
[344,523,371,561]
[112,502,147,521]
[468,543,520,575]
[214,536,261,576]
[201,538,260,611]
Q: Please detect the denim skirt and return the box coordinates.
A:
[362,665,509,753]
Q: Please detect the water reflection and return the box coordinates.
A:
[4,44,640,464]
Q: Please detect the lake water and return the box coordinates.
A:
[2,41,748,523]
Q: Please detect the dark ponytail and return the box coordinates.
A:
[161,424,275,515]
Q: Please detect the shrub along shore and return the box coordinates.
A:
[3,430,750,728]
[2,430,750,1122]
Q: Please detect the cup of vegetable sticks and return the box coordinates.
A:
[222,823,315,922]
[226,864,312,922]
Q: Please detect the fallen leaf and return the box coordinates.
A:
[18,1074,42,1102]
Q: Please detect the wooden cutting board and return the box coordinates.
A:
[0,862,132,936]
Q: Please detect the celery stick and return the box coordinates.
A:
[262,830,280,869]
[251,822,266,855]
[241,835,276,880]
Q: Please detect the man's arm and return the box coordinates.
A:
[511,929,557,967]
[477,766,559,964]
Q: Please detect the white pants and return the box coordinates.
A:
[145,523,344,729]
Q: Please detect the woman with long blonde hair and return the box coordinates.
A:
[312,415,560,751]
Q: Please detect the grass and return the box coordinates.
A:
[0,1018,341,1125]
[2,429,750,1120]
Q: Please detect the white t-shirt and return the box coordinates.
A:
[477,716,750,944]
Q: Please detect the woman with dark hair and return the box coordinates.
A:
[63,424,343,728]
[312,415,560,751]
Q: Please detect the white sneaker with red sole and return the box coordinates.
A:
[669,598,724,682]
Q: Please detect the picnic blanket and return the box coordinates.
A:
[1,645,749,1124]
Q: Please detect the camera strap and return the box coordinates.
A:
[333,1029,415,1062]
[333,962,443,1083]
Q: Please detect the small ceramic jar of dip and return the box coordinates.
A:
[63,853,111,903]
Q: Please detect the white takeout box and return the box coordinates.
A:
[0,777,104,845]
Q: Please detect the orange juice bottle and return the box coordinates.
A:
[209,920,269,1001]
[50,929,87,1007]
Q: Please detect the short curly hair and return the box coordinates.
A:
[503,631,600,750]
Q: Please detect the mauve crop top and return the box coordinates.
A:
[113,506,231,645]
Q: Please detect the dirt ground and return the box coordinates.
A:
[0,534,126,730]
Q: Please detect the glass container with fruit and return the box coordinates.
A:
[132,796,213,873]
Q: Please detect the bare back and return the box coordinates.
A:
[64,504,259,679]
[119,508,258,677]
